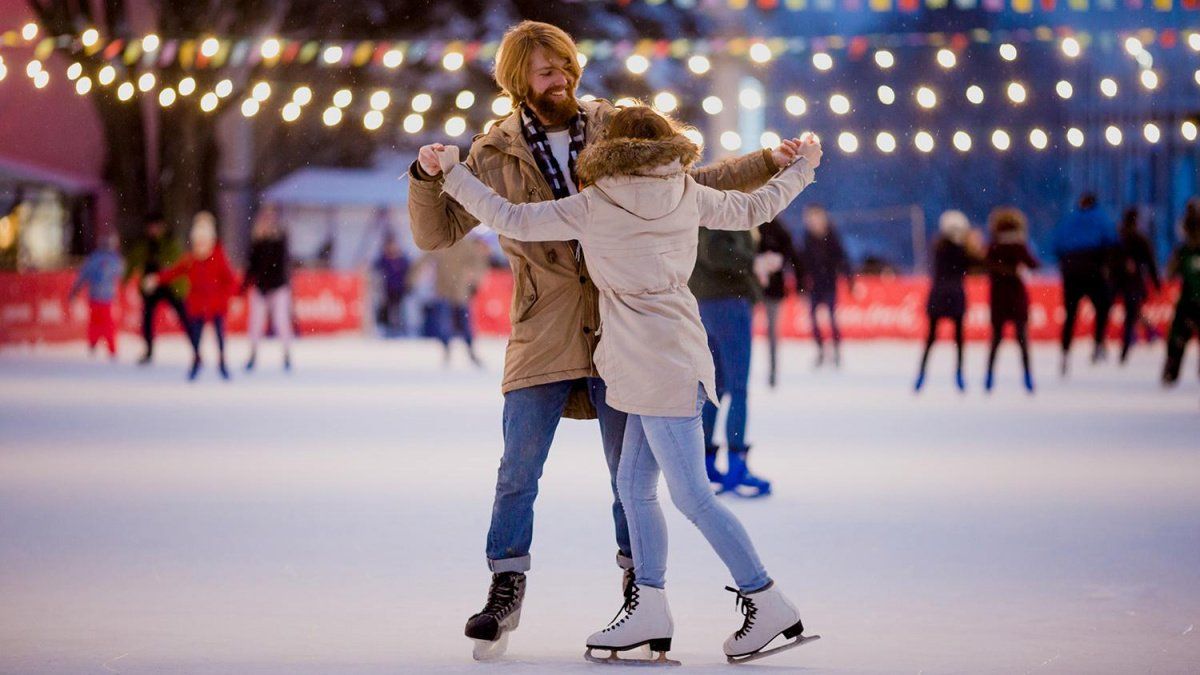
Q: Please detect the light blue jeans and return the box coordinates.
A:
[618,385,771,593]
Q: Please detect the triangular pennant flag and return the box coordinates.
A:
[178,40,195,69]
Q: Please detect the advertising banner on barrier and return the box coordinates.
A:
[469,271,1180,342]
[0,270,363,344]
[3,269,1179,344]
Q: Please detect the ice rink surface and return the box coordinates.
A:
[2,335,1198,674]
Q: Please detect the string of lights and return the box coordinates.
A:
[1,22,1197,156]
[2,21,1199,71]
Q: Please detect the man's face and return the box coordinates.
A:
[526,46,577,127]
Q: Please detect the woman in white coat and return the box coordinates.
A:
[436,106,822,664]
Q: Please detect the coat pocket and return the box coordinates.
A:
[511,262,538,324]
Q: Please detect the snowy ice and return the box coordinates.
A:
[1,336,1198,673]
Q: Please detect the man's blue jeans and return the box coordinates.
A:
[699,298,752,453]
[487,377,633,573]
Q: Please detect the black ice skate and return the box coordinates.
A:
[465,571,525,661]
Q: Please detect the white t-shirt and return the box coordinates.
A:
[545,129,578,195]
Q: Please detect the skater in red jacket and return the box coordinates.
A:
[147,212,239,380]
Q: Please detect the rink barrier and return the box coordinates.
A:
[469,271,1182,342]
[1,269,1180,343]
[0,270,363,343]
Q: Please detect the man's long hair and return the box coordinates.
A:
[493,21,582,107]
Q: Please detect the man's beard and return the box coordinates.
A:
[527,85,579,127]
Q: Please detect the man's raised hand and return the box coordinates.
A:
[435,145,461,175]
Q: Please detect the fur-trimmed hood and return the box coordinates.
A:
[576,135,701,185]
[576,135,700,221]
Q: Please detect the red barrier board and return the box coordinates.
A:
[470,271,1180,342]
[0,270,363,344]
[3,269,1179,344]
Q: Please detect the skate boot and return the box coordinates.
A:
[984,370,994,393]
[913,370,926,393]
[283,352,292,372]
[218,359,230,381]
[832,343,841,368]
[585,584,678,665]
[724,583,819,664]
[813,347,825,369]
[138,351,153,366]
[245,352,256,372]
[955,369,966,392]
[188,358,202,381]
[1091,343,1108,364]
[704,446,724,486]
[721,450,770,498]
[1023,370,1035,393]
[465,571,525,661]
[719,450,747,495]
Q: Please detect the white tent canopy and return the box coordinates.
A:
[261,153,414,269]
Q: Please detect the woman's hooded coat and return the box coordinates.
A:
[442,132,815,416]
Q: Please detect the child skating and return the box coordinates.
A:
[67,233,125,359]
[434,106,821,665]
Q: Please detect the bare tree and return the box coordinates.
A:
[26,0,286,242]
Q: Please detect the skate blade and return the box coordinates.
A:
[719,486,771,499]
[471,632,510,661]
[584,648,680,667]
[727,634,820,665]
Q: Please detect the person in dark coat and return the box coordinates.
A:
[374,237,410,337]
[984,207,1040,393]
[243,206,293,372]
[1053,192,1118,374]
[1162,197,1200,386]
[1114,207,1162,363]
[915,210,979,392]
[800,205,853,367]
[124,214,190,365]
[755,219,805,388]
[691,227,771,497]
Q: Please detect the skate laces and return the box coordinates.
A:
[727,587,757,640]
[482,573,521,616]
[604,583,640,632]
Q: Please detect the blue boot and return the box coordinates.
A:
[720,450,748,495]
[1023,370,1035,393]
[723,449,771,498]
[705,446,724,485]
[955,369,966,392]
[914,371,926,392]
[984,370,994,393]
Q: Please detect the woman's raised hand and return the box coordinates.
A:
[435,145,461,175]
[796,132,823,169]
[417,143,447,176]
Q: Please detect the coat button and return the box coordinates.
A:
[579,275,587,284]
[583,327,593,334]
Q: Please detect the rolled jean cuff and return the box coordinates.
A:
[488,554,531,573]
[616,552,635,570]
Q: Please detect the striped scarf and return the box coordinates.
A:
[519,104,587,200]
